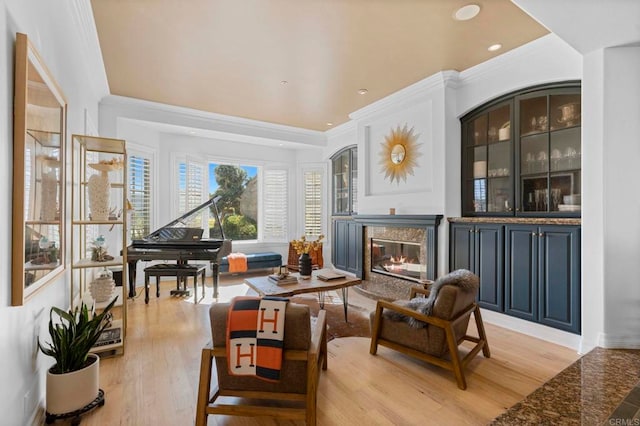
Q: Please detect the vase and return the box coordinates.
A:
[88,171,110,221]
[298,252,312,277]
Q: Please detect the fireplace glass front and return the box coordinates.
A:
[370,238,425,282]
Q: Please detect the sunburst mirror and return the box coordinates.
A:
[379,124,421,184]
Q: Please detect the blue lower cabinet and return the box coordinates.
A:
[332,218,363,278]
[505,226,538,322]
[504,224,581,334]
[449,223,504,312]
[537,225,581,334]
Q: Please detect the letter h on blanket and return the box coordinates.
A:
[227,296,288,381]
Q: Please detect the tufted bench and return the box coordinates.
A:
[144,263,206,304]
[219,252,282,273]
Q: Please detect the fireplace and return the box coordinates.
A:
[371,238,425,282]
[352,214,442,300]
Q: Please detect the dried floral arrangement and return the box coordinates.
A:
[291,234,324,255]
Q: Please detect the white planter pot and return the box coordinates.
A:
[46,354,100,415]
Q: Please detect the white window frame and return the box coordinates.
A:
[127,143,156,243]
[299,163,327,239]
[262,167,289,242]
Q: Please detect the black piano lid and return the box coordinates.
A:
[141,196,225,243]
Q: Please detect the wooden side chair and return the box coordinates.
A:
[369,272,490,390]
[196,302,328,425]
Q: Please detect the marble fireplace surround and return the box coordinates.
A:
[352,214,443,301]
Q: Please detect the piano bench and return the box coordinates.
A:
[219,252,282,273]
[143,263,207,304]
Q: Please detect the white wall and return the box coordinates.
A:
[598,46,640,348]
[0,0,108,423]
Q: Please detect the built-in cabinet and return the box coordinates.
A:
[332,145,357,215]
[331,146,362,276]
[455,81,582,335]
[450,221,580,334]
[504,224,580,333]
[332,218,363,277]
[450,223,504,312]
[71,135,128,354]
[462,82,581,217]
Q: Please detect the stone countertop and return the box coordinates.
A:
[448,217,581,225]
[491,347,640,425]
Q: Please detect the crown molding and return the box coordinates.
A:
[325,119,357,139]
[349,70,459,121]
[458,34,560,86]
[68,0,110,99]
[101,95,327,146]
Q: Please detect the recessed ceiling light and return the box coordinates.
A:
[326,122,333,127]
[280,80,288,85]
[453,4,480,21]
[488,43,502,52]
[188,130,196,135]
[357,89,368,95]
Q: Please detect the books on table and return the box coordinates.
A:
[268,274,299,286]
[317,270,346,281]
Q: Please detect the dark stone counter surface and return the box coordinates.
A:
[491,347,640,425]
[448,217,581,225]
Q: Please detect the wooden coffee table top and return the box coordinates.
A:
[244,269,362,297]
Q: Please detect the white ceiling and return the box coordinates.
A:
[91,0,549,131]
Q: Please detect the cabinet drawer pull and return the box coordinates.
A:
[531,232,537,236]
[539,232,544,237]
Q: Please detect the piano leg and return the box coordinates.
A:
[128,261,138,298]
[211,262,219,298]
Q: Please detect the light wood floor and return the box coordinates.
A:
[64,276,580,425]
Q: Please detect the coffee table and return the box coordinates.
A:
[244,269,362,322]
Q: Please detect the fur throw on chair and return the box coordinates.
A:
[383,269,479,328]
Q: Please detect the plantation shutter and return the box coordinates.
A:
[128,154,152,241]
[263,169,288,240]
[303,170,323,237]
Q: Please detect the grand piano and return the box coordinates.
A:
[126,196,231,298]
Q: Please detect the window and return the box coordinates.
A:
[209,163,259,241]
[303,170,322,237]
[176,159,289,242]
[128,154,152,240]
[177,160,205,228]
[263,169,288,241]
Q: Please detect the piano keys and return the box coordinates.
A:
[126,195,231,298]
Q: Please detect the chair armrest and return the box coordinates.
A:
[375,300,449,329]
[309,310,327,356]
[409,286,430,298]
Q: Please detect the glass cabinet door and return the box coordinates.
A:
[464,103,513,214]
[518,90,581,214]
[332,146,357,215]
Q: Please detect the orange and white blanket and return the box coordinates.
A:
[227,296,288,382]
[227,252,248,273]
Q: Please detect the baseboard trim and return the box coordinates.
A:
[481,310,581,351]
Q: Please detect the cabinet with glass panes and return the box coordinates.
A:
[461,82,581,217]
[331,145,357,215]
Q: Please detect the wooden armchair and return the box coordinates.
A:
[369,276,490,390]
[196,302,328,425]
[287,242,323,271]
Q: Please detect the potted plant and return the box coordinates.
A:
[38,296,117,416]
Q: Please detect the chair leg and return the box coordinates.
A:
[369,304,383,355]
[156,276,160,298]
[196,347,213,426]
[474,306,491,358]
[444,323,467,390]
